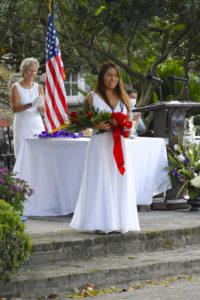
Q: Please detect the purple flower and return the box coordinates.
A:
[178,175,186,183]
[171,169,186,183]
[185,157,190,164]
[172,168,179,177]
[10,183,23,192]
[38,130,83,139]
[28,188,34,196]
[38,131,51,138]
[0,170,33,215]
[0,168,8,175]
[178,154,185,162]
[0,178,5,185]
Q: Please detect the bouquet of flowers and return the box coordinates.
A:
[67,103,132,137]
[0,167,33,215]
[168,139,200,199]
[61,103,132,175]
[68,106,111,133]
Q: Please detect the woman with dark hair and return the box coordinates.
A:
[70,61,140,233]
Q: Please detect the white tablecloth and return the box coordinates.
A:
[14,137,171,216]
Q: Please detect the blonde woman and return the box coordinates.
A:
[10,57,45,158]
[71,61,140,233]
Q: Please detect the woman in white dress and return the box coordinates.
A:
[70,61,140,234]
[10,57,45,158]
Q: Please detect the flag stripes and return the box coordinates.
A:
[44,9,68,132]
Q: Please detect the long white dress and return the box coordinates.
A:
[70,93,140,233]
[13,82,45,158]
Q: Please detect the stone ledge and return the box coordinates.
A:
[1,244,200,298]
[25,225,200,267]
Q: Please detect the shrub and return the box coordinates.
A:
[0,167,33,215]
[0,199,32,282]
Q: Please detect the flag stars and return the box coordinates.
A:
[46,15,60,60]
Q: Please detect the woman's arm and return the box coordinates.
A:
[86,93,111,131]
[86,92,93,107]
[38,84,44,96]
[10,84,32,113]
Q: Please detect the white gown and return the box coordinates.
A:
[13,82,45,158]
[70,93,140,233]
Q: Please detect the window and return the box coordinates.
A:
[65,72,79,96]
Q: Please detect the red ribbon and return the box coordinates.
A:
[112,127,125,175]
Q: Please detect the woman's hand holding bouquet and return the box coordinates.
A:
[94,121,111,131]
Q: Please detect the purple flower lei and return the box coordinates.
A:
[38,130,84,139]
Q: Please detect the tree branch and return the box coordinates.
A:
[126,20,138,67]
[77,41,145,79]
[148,26,167,34]
[150,26,193,73]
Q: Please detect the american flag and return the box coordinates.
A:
[45,9,68,132]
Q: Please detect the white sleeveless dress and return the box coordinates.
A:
[13,82,45,158]
[70,93,140,233]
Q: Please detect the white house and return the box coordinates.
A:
[64,72,85,106]
[39,72,86,107]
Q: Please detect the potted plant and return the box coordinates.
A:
[0,167,33,215]
[168,139,200,210]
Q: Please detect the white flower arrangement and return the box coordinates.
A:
[178,154,185,162]
[168,139,200,199]
[191,176,200,188]
[173,144,179,151]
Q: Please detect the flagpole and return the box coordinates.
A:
[45,0,69,133]
[48,0,52,14]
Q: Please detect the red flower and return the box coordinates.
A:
[122,130,130,138]
[70,111,78,118]
[87,111,93,119]
[112,112,127,126]
[69,111,79,124]
[124,121,132,129]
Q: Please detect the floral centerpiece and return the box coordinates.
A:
[168,139,200,199]
[0,167,33,215]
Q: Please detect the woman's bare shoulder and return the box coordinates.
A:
[10,82,20,94]
[38,84,44,95]
[12,81,19,88]
[86,92,94,106]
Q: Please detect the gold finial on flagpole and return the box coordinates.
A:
[48,0,52,14]
[50,121,70,134]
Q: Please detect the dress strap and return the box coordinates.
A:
[112,100,123,113]
[119,101,123,113]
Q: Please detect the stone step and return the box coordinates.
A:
[1,243,200,298]
[27,225,200,266]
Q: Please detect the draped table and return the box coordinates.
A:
[14,137,171,216]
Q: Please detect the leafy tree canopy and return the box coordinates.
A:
[1,0,200,107]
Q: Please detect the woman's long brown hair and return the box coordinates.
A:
[95,61,131,112]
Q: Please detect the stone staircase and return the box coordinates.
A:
[1,215,200,299]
